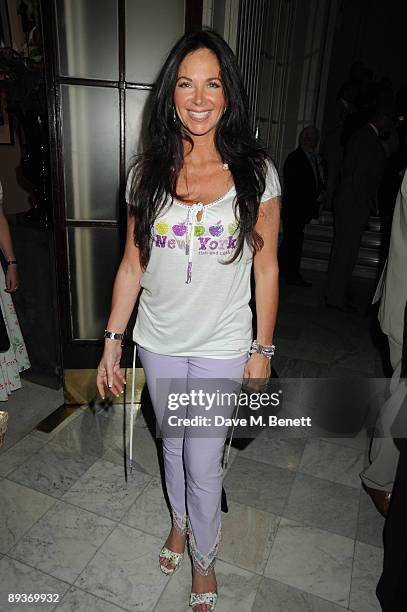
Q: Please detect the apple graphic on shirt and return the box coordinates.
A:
[194,224,205,237]
[228,221,238,235]
[156,221,169,235]
[209,221,224,237]
[172,222,187,236]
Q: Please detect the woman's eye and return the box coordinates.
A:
[208,81,221,88]
[178,81,191,88]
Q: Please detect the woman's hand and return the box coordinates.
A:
[96,341,126,399]
[243,353,271,391]
[5,265,18,292]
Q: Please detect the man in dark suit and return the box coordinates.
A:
[279,125,325,287]
[325,105,392,310]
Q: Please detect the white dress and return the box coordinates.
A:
[0,182,30,400]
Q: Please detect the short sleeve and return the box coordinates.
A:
[260,159,281,202]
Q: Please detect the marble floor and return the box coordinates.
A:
[0,271,388,611]
[0,378,64,452]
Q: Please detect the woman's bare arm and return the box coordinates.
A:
[96,212,143,398]
[244,196,280,382]
[106,213,143,333]
[0,206,17,260]
[253,196,280,345]
[0,205,19,292]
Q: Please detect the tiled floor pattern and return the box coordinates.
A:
[1,379,64,452]
[0,408,385,612]
[0,272,387,611]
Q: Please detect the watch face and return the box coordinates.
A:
[105,331,121,339]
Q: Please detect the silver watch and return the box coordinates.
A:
[248,340,275,359]
[104,330,124,341]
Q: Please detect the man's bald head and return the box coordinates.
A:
[299,125,320,151]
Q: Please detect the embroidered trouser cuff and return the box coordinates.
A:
[172,507,188,535]
[187,517,221,576]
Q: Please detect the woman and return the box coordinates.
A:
[0,179,30,400]
[97,30,280,612]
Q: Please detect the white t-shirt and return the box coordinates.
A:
[125,160,281,358]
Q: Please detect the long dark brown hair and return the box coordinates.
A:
[127,29,270,268]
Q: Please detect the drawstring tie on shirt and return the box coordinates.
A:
[185,203,205,284]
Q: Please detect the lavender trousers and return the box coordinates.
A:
[138,345,247,575]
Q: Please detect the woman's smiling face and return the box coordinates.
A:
[174,47,226,139]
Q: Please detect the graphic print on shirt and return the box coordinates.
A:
[153,217,238,257]
[155,220,169,235]
[208,220,224,236]
[194,223,205,236]
[172,221,187,236]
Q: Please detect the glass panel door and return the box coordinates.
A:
[62,85,120,220]
[126,0,185,83]
[46,0,192,366]
[57,0,119,80]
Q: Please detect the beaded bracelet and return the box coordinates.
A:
[248,340,276,360]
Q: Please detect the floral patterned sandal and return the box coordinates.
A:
[189,591,218,611]
[159,546,184,576]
